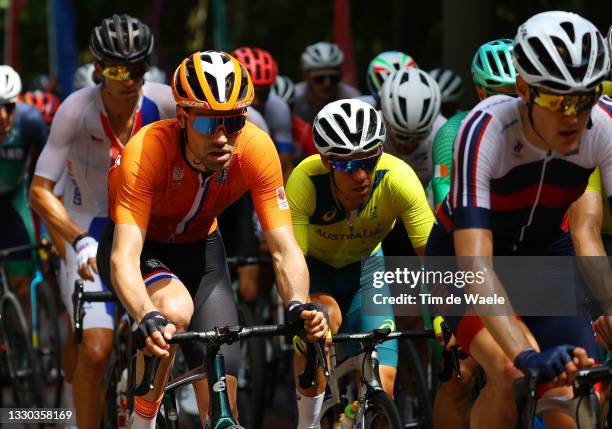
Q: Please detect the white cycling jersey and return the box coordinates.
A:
[383,114,447,186]
[34,81,176,329]
[36,82,175,218]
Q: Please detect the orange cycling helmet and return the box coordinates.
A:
[172,51,254,111]
[20,90,60,125]
[231,47,278,86]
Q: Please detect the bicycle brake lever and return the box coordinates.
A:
[72,280,85,345]
[133,354,160,396]
[315,338,330,379]
[440,318,461,380]
[298,341,317,389]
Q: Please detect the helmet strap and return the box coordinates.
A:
[179,128,206,172]
[526,89,548,146]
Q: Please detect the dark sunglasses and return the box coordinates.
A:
[190,113,247,135]
[392,129,428,142]
[328,153,381,174]
[0,103,17,114]
[312,73,342,85]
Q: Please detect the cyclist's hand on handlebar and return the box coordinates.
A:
[74,234,98,281]
[549,347,594,387]
[286,301,329,342]
[593,316,612,351]
[514,345,593,384]
[133,311,175,358]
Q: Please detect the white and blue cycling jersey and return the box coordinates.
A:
[436,95,612,253]
[33,81,176,329]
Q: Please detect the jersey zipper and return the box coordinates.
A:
[513,150,552,251]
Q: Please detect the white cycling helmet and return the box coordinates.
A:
[381,68,441,138]
[313,99,386,157]
[607,24,612,62]
[512,11,610,93]
[271,75,295,103]
[72,63,96,91]
[428,68,464,103]
[145,65,167,84]
[301,42,344,71]
[367,51,417,98]
[0,65,22,103]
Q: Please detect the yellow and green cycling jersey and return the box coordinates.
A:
[286,153,434,268]
[585,167,612,237]
[602,80,612,97]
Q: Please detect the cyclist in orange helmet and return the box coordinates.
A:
[97,51,328,427]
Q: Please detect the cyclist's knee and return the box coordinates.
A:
[442,357,478,398]
[379,365,396,397]
[482,361,521,402]
[79,329,113,370]
[156,295,194,332]
[310,294,341,332]
[439,371,474,401]
[238,265,259,302]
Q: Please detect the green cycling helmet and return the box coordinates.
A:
[471,39,516,92]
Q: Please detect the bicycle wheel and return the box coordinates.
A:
[1,293,45,410]
[363,390,403,429]
[398,339,434,429]
[236,302,266,429]
[35,280,63,408]
[101,356,126,429]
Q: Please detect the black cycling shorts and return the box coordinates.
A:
[97,222,240,375]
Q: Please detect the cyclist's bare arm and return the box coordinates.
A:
[570,191,606,256]
[111,224,159,324]
[264,225,327,341]
[569,192,612,348]
[454,228,533,361]
[569,192,612,297]
[29,175,84,246]
[264,225,309,304]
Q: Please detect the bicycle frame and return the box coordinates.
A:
[319,344,385,424]
[514,364,612,429]
[29,270,44,348]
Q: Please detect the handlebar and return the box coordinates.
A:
[0,241,52,262]
[135,324,295,396]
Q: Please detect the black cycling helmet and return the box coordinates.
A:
[89,14,153,64]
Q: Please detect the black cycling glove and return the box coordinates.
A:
[133,311,172,350]
[286,301,329,341]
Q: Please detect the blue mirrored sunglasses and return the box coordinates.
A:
[191,114,246,135]
[329,153,381,174]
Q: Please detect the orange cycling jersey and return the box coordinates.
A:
[108,120,291,243]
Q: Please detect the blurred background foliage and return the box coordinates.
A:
[2,0,611,104]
